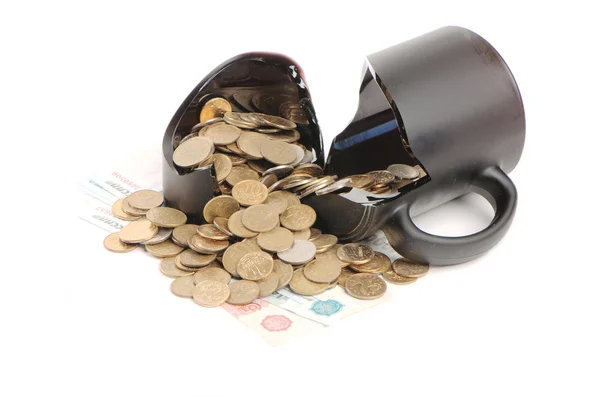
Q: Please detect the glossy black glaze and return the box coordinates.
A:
[162,53,323,224]
[306,26,525,265]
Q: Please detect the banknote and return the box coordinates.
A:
[77,193,127,233]
[221,299,324,346]
[263,285,391,326]
[77,176,120,206]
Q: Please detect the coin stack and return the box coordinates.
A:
[103,97,430,308]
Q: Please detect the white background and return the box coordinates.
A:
[1,1,599,396]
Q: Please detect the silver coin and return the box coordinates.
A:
[387,164,419,179]
[283,176,316,190]
[277,240,317,265]
[259,174,278,188]
[289,144,305,167]
[300,150,314,164]
[263,165,294,178]
[179,131,199,145]
[298,177,337,199]
[315,177,352,195]
[143,227,173,245]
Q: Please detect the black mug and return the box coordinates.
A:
[163,26,525,266]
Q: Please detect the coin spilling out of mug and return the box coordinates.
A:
[171,98,425,198]
[104,97,430,308]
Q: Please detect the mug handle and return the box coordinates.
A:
[384,166,518,266]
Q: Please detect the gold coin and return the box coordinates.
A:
[315,244,347,267]
[203,195,240,222]
[227,210,258,238]
[227,280,260,305]
[219,183,232,195]
[146,207,187,228]
[223,111,258,129]
[193,280,230,308]
[193,267,232,285]
[111,198,140,221]
[257,272,280,298]
[172,136,214,168]
[170,275,196,298]
[350,252,392,274]
[247,159,272,174]
[268,129,300,143]
[213,217,234,237]
[272,259,294,289]
[175,255,204,272]
[292,229,311,240]
[225,166,260,186]
[179,249,216,268]
[121,197,148,216]
[126,190,164,210]
[252,113,297,130]
[145,239,185,258]
[309,228,321,241]
[347,174,376,189]
[212,153,232,182]
[197,224,230,241]
[242,204,279,232]
[260,173,278,188]
[294,175,333,192]
[143,227,173,245]
[392,258,429,278]
[382,270,417,285]
[292,163,324,177]
[260,140,297,165]
[303,259,342,284]
[118,219,158,243]
[223,153,246,165]
[315,177,352,196]
[225,141,247,156]
[231,180,268,206]
[280,204,316,231]
[222,241,262,277]
[366,170,395,185]
[160,256,194,278]
[200,97,232,122]
[311,234,338,253]
[237,132,267,159]
[103,232,138,253]
[237,251,274,281]
[263,194,287,215]
[289,268,330,296]
[282,175,315,190]
[188,234,229,254]
[257,227,294,252]
[337,243,375,264]
[337,267,357,288]
[345,273,387,300]
[204,123,241,145]
[269,191,301,208]
[263,165,294,178]
[268,190,299,210]
[171,224,200,247]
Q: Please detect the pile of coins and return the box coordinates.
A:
[103,97,429,308]
[104,186,429,307]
